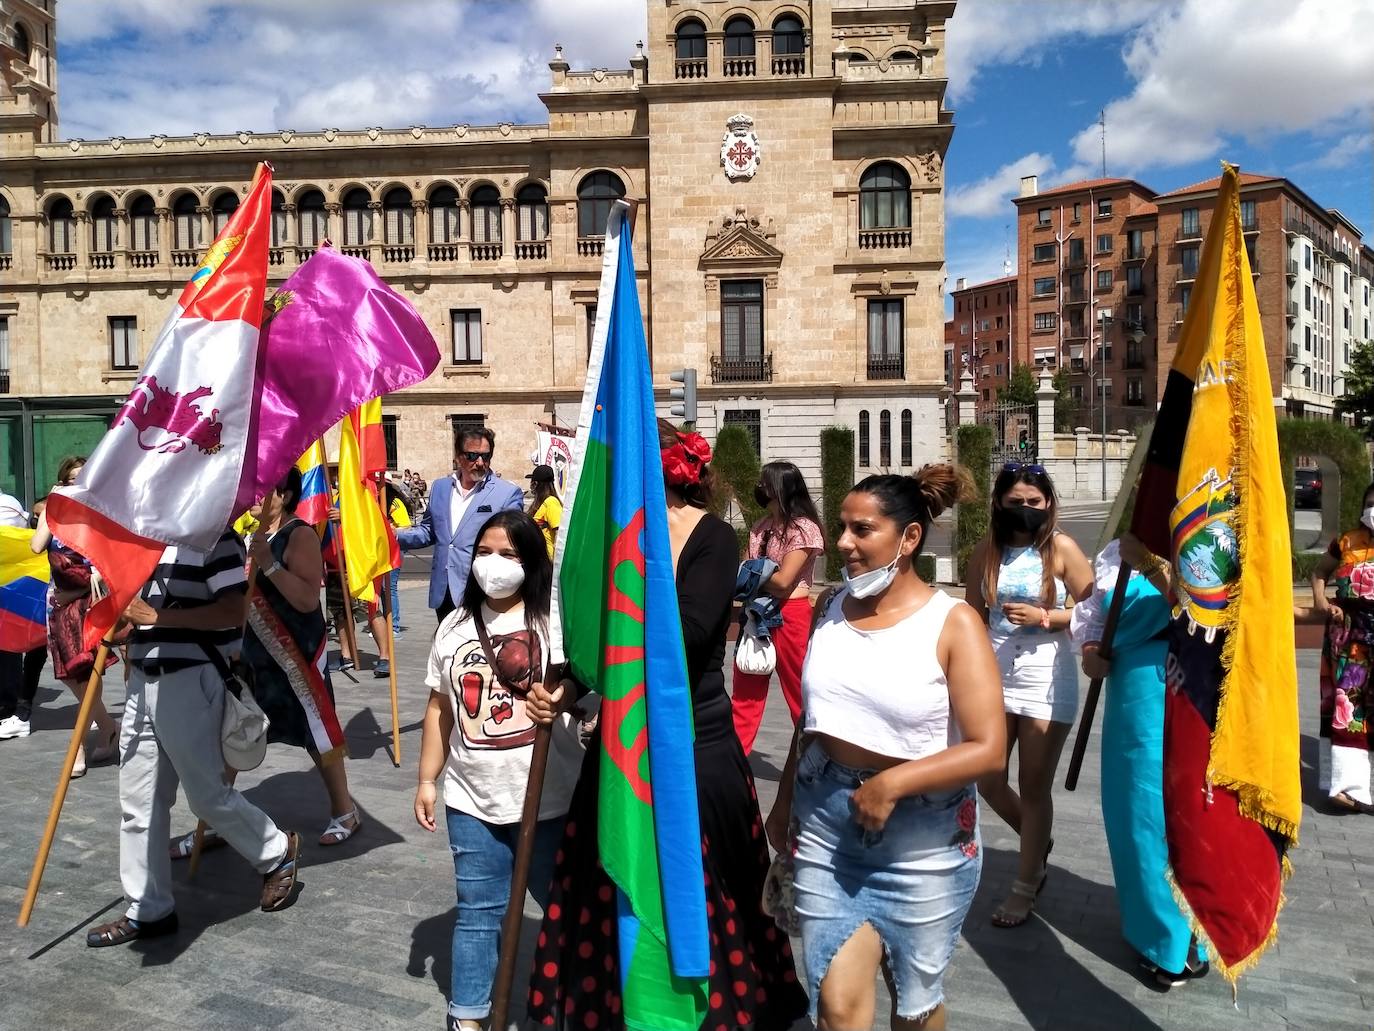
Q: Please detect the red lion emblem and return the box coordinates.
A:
[113,374,224,455]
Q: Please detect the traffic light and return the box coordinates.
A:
[1018,429,1029,452]
[670,368,697,425]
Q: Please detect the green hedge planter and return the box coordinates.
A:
[955,424,993,582]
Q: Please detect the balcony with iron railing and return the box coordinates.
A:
[858,228,911,250]
[711,352,773,383]
[1287,300,1299,319]
[1175,267,1197,286]
[1286,258,1299,277]
[1063,290,1088,304]
[867,354,904,381]
[1124,353,1147,370]
[1123,247,1147,263]
[1176,224,1202,242]
[1064,253,1087,269]
[0,372,10,393]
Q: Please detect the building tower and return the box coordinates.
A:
[1,0,59,152]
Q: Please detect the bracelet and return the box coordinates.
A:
[1039,607,1052,630]
[1136,552,1166,577]
[418,779,436,786]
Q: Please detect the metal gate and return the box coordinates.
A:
[978,402,1037,471]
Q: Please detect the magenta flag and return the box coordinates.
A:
[233,246,441,515]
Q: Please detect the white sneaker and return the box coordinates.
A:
[0,715,31,739]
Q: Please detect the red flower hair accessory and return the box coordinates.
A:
[661,431,713,487]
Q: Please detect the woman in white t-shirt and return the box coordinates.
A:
[767,466,1006,1030]
[414,510,584,1031]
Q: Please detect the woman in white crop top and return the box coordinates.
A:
[767,465,1006,1031]
[965,463,1093,931]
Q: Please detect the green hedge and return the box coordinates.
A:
[915,553,937,583]
[1277,417,1369,579]
[710,424,763,553]
[955,424,993,581]
[820,426,855,581]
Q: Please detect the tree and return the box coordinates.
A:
[1335,338,1374,438]
[1052,367,1074,432]
[996,362,1037,406]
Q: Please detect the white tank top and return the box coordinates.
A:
[801,588,963,762]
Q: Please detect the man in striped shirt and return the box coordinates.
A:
[86,528,303,948]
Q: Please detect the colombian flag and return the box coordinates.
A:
[0,527,49,653]
[1133,164,1299,978]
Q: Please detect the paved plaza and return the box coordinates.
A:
[0,580,1370,1030]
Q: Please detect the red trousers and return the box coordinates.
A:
[731,594,812,754]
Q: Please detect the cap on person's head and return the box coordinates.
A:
[528,464,555,484]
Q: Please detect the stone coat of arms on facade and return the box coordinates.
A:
[720,113,761,180]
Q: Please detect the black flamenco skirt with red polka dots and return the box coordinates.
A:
[527,721,808,1031]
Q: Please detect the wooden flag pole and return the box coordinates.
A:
[190,491,280,878]
[489,661,558,1031]
[18,642,112,927]
[372,473,401,767]
[319,444,361,667]
[1063,561,1134,791]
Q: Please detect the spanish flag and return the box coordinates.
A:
[337,398,396,604]
[1133,164,1299,978]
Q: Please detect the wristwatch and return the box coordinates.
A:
[264,561,283,578]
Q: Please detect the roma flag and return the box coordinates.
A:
[337,399,396,604]
[0,526,50,653]
[550,201,709,1028]
[1132,164,1299,977]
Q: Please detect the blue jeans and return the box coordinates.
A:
[445,807,563,1020]
[390,569,402,631]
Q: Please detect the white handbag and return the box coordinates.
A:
[734,615,778,676]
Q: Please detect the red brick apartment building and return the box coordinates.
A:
[945,274,1017,407]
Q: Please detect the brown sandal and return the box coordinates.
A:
[260,831,301,912]
[86,912,178,948]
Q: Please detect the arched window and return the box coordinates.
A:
[577,171,625,238]
[172,193,199,250]
[516,183,548,241]
[900,409,913,467]
[724,16,755,56]
[13,23,30,63]
[773,14,806,56]
[860,162,911,229]
[858,410,870,467]
[297,189,327,248]
[129,194,157,252]
[211,191,239,237]
[341,187,371,247]
[48,198,75,252]
[879,409,892,467]
[0,196,11,256]
[270,189,286,248]
[383,187,414,245]
[847,50,870,64]
[891,50,917,61]
[90,196,117,252]
[470,185,501,244]
[429,185,460,243]
[674,18,706,60]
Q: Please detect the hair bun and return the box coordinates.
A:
[910,464,975,520]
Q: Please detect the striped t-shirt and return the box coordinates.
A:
[129,530,248,670]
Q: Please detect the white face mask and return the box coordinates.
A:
[471,553,525,600]
[1362,506,1374,532]
[841,538,906,599]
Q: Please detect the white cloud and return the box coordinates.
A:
[944,0,1157,104]
[54,0,647,139]
[1067,0,1374,176]
[948,151,1057,218]
[1298,132,1373,172]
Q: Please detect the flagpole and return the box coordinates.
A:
[319,443,361,668]
[488,659,557,1031]
[1063,560,1134,791]
[371,473,401,768]
[18,642,112,926]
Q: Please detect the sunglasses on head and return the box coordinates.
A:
[1002,462,1046,475]
[460,450,491,463]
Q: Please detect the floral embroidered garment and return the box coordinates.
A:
[1321,528,1374,753]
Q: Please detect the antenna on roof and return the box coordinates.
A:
[1003,224,1012,277]
[1099,108,1107,178]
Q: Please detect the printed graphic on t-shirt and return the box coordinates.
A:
[448,629,542,750]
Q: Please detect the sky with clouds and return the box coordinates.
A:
[53,0,1373,299]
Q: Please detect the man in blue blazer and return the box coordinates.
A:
[395,426,524,622]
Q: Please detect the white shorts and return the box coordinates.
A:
[992,631,1079,724]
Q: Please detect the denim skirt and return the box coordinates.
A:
[791,742,981,1022]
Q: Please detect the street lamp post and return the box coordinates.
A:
[1098,310,1111,499]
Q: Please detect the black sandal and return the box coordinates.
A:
[86,912,178,948]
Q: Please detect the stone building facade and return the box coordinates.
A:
[0,0,956,505]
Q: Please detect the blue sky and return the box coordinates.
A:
[52,0,1373,302]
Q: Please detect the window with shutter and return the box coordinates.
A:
[91,197,117,252]
[901,410,913,466]
[341,189,371,246]
[858,410,870,466]
[721,280,763,358]
[451,310,483,363]
[879,410,891,466]
[471,186,501,244]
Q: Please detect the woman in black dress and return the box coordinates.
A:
[526,419,807,1030]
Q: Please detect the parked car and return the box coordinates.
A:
[1295,468,1322,509]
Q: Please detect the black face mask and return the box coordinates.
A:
[994,504,1049,536]
[753,486,771,508]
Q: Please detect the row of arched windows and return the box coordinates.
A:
[38,172,628,254]
[857,408,914,468]
[675,14,806,58]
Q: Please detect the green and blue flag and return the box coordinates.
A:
[549,201,709,1030]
